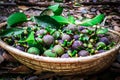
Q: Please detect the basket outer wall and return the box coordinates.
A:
[0,22,120,75]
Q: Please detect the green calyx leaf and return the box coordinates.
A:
[48,4,63,15]
[25,31,37,47]
[0,28,24,37]
[7,12,27,26]
[33,15,60,29]
[80,14,105,26]
[97,28,108,34]
[51,16,70,24]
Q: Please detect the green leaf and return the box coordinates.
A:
[34,15,60,29]
[7,12,27,26]
[68,15,75,24]
[48,4,63,15]
[51,16,70,24]
[0,28,24,37]
[97,28,108,34]
[40,9,54,16]
[54,0,63,2]
[80,14,105,26]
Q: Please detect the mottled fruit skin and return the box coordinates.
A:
[62,34,71,41]
[43,35,54,45]
[73,35,79,40]
[58,40,63,44]
[72,40,83,50]
[66,24,77,31]
[99,37,109,45]
[52,31,60,39]
[52,45,64,56]
[61,53,69,58]
[78,50,89,57]
[36,29,47,36]
[81,29,88,34]
[27,47,40,55]
[78,26,85,31]
[16,46,25,51]
[44,50,57,57]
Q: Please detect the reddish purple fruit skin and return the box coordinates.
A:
[78,26,85,31]
[72,40,83,50]
[61,53,69,58]
[58,40,63,44]
[99,37,109,45]
[36,29,46,35]
[62,34,71,41]
[67,24,77,31]
[78,50,89,57]
[43,35,54,45]
[98,50,106,53]
[73,35,79,40]
[16,46,25,51]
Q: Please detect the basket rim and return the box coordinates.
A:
[0,22,120,63]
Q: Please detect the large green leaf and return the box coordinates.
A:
[48,4,63,15]
[68,15,75,24]
[97,28,108,34]
[7,12,27,26]
[51,16,70,24]
[80,14,105,26]
[0,28,24,37]
[34,15,60,29]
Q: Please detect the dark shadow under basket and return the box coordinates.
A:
[0,22,120,75]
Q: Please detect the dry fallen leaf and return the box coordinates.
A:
[2,52,17,62]
[9,65,33,74]
[114,26,120,32]
[0,55,4,64]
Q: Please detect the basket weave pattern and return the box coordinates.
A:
[0,23,120,75]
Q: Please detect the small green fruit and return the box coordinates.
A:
[88,43,93,48]
[27,47,40,55]
[44,50,57,57]
[52,45,64,56]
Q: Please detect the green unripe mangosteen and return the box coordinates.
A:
[43,50,57,57]
[52,31,61,39]
[96,42,106,50]
[27,47,40,55]
[52,45,64,56]
[96,42,106,47]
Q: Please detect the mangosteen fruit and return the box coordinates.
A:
[62,34,71,41]
[27,47,40,55]
[43,35,54,45]
[43,50,57,57]
[52,45,64,56]
[78,50,89,57]
[72,40,83,50]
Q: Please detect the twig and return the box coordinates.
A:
[0,22,7,29]
[79,2,120,5]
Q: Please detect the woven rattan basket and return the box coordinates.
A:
[0,22,120,75]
